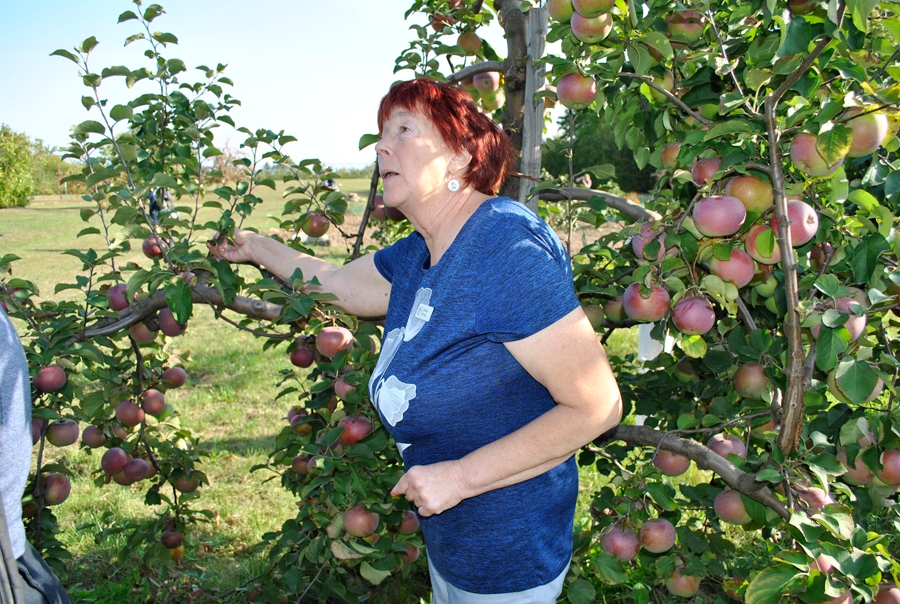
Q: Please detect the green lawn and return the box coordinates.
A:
[2,183,639,603]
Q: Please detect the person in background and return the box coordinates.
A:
[209,78,622,603]
[0,307,71,603]
[147,188,160,223]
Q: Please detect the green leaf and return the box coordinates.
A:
[152,32,179,45]
[849,233,889,283]
[779,18,811,56]
[848,189,879,211]
[165,281,193,325]
[678,334,707,358]
[813,274,842,298]
[76,227,102,238]
[359,133,379,150]
[148,173,178,189]
[627,44,653,75]
[74,120,106,135]
[883,18,900,44]
[566,579,597,604]
[212,259,237,306]
[815,327,847,372]
[646,482,678,511]
[592,551,628,584]
[80,36,99,53]
[835,359,879,404]
[814,507,856,540]
[745,565,802,604]
[703,120,753,141]
[816,125,853,167]
[100,65,131,78]
[359,561,391,585]
[117,10,139,23]
[50,49,80,64]
[847,0,878,31]
[109,104,133,122]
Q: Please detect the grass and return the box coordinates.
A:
[3,183,641,603]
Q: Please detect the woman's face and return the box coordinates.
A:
[375,108,457,210]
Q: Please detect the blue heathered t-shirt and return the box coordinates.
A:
[369,197,580,594]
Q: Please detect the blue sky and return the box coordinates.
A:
[1,0,527,168]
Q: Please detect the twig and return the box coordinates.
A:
[538,188,659,222]
[352,160,380,261]
[445,60,507,84]
[705,10,763,120]
[616,73,714,128]
[297,562,328,603]
[736,297,759,332]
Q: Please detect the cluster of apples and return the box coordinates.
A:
[460,71,505,112]
[339,507,421,566]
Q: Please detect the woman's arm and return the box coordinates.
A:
[391,306,623,516]
[207,229,391,317]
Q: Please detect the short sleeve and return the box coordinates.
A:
[373,232,424,284]
[475,213,579,342]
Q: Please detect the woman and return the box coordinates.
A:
[209,78,622,602]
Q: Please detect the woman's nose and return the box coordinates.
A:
[374,137,390,156]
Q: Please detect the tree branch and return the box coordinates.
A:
[445,60,507,84]
[538,187,660,222]
[611,425,790,519]
[616,73,714,128]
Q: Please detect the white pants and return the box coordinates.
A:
[428,555,568,604]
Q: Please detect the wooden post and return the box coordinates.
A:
[519,6,547,212]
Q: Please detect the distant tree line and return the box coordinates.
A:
[0,124,84,208]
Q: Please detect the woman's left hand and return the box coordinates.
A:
[392,460,470,517]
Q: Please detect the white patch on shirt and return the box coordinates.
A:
[369,287,433,456]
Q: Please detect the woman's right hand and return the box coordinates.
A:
[207,229,258,265]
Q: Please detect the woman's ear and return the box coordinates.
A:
[450,147,472,175]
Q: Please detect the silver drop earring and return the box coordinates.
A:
[447,179,460,192]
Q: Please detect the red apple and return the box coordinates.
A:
[714,490,751,524]
[772,200,819,246]
[673,358,699,383]
[108,283,130,311]
[46,419,80,447]
[709,249,756,288]
[790,133,845,177]
[837,448,873,486]
[315,326,354,358]
[809,242,835,272]
[371,194,388,221]
[343,506,379,537]
[292,455,311,476]
[303,214,330,238]
[744,224,781,264]
[570,12,612,43]
[124,458,149,482]
[661,143,681,170]
[733,363,770,399]
[556,72,597,110]
[789,0,818,14]
[81,425,106,448]
[548,0,575,22]
[639,518,676,553]
[101,447,128,475]
[874,585,900,604]
[844,107,889,158]
[666,568,701,597]
[672,296,715,336]
[622,283,670,322]
[41,473,71,505]
[401,542,420,564]
[667,11,705,45]
[473,72,501,93]
[653,450,691,476]
[692,195,747,237]
[876,449,900,486]
[334,377,356,401]
[724,175,774,212]
[599,523,640,561]
[338,416,372,445]
[158,308,187,337]
[810,554,834,574]
[707,433,747,459]
[798,487,835,513]
[110,425,128,441]
[691,158,721,187]
[457,32,482,55]
[161,528,183,549]
[173,473,200,493]
[604,296,626,322]
[116,400,145,427]
[581,303,604,331]
[631,222,672,261]
[397,510,419,534]
[812,296,867,342]
[289,346,314,368]
[161,366,187,388]
[573,0,614,17]
[129,321,158,343]
[34,365,67,393]
[290,409,312,436]
[142,389,166,415]
[142,236,164,259]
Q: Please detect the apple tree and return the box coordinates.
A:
[403,0,900,602]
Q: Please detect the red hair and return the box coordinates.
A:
[377,78,516,196]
